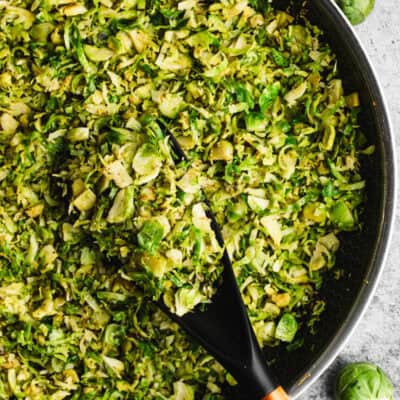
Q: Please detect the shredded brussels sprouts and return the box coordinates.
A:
[0,0,371,397]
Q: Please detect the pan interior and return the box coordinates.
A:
[222,0,391,397]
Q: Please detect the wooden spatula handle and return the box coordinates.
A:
[261,386,290,400]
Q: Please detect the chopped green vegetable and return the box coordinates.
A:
[84,44,114,62]
[158,93,186,119]
[31,22,54,42]
[331,201,355,230]
[271,48,290,67]
[73,189,97,212]
[107,186,135,224]
[209,140,234,161]
[0,0,370,397]
[245,112,269,134]
[137,220,165,253]
[259,83,281,113]
[68,127,90,142]
[275,314,298,342]
[173,381,195,400]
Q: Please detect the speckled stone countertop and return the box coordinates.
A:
[299,2,400,399]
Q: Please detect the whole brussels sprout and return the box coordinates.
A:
[336,362,394,400]
[336,0,375,25]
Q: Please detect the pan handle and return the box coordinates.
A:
[261,386,290,400]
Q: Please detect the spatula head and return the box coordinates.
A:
[160,249,281,398]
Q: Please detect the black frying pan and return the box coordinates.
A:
[168,1,396,399]
[239,0,395,398]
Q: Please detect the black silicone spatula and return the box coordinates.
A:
[159,132,290,400]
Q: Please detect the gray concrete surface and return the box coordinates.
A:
[300,2,400,399]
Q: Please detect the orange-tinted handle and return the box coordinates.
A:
[261,386,290,400]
